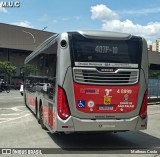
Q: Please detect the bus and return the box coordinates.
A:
[21,30,148,134]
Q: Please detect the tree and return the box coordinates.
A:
[25,64,37,76]
[149,71,160,78]
[149,64,160,78]
[0,61,17,82]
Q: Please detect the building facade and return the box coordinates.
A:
[152,39,160,52]
[0,23,54,85]
[152,42,156,51]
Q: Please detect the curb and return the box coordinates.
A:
[148,102,160,105]
[148,97,160,105]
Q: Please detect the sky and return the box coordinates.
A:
[0,0,160,44]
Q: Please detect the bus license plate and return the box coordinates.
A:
[99,105,113,110]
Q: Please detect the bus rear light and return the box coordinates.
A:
[139,90,148,119]
[62,126,69,128]
[141,124,146,127]
[58,86,71,120]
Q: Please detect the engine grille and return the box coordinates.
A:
[73,67,139,85]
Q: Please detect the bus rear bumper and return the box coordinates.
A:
[57,115,147,133]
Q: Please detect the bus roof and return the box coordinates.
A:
[77,30,132,40]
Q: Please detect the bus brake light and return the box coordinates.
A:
[58,86,71,120]
[139,90,148,119]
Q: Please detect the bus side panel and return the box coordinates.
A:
[42,100,57,132]
[55,33,76,132]
[56,33,71,86]
[134,38,148,128]
[25,90,36,113]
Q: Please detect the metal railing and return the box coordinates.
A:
[148,78,160,102]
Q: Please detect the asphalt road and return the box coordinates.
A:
[0,90,160,157]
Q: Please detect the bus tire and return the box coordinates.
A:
[24,94,27,106]
[36,99,40,124]
[6,87,10,93]
[39,104,47,129]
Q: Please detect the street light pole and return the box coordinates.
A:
[36,26,48,36]
[23,26,48,50]
[23,30,36,49]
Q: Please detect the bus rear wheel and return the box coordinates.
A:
[6,87,10,93]
[35,100,40,124]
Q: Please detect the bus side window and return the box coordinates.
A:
[47,54,57,100]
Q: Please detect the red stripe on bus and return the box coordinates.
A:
[43,105,56,129]
[26,95,35,108]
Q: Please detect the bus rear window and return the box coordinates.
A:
[69,33,142,68]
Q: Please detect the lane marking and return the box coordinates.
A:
[0,118,14,119]
[14,106,26,108]
[0,113,20,116]
[0,100,23,103]
[0,113,31,124]
[0,110,29,116]
[0,95,23,99]
[0,106,26,110]
[0,108,11,110]
[11,107,22,112]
